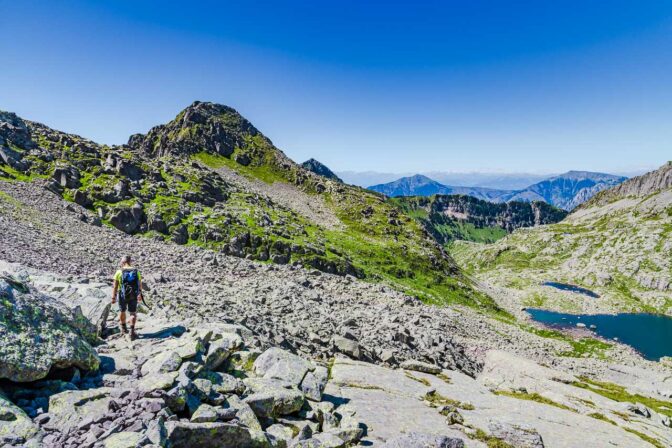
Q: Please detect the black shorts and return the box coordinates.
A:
[118,295,138,313]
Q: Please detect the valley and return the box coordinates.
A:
[452,162,672,318]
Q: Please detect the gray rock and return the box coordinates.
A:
[198,371,245,395]
[165,421,271,448]
[253,347,313,386]
[141,351,182,376]
[0,281,99,382]
[103,431,145,448]
[265,423,294,442]
[227,396,262,431]
[380,433,465,448]
[488,422,544,448]
[400,360,441,374]
[46,388,113,432]
[300,371,326,402]
[0,389,39,445]
[244,387,304,418]
[191,404,219,423]
[332,336,361,359]
[146,417,167,446]
[204,333,243,370]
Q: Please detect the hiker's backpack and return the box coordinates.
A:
[120,268,139,301]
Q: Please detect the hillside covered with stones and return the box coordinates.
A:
[0,103,495,310]
[2,185,672,447]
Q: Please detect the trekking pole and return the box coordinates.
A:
[140,290,152,310]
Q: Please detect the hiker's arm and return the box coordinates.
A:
[138,277,144,302]
[111,279,118,304]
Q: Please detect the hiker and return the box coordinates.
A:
[111,255,143,339]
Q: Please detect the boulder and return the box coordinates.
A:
[488,422,544,448]
[191,404,219,423]
[103,431,146,448]
[0,279,99,382]
[253,347,313,386]
[46,388,113,432]
[136,372,178,393]
[0,389,40,446]
[380,433,465,448]
[141,351,182,376]
[203,333,243,370]
[300,369,327,402]
[109,203,145,234]
[266,423,295,442]
[192,378,227,405]
[244,387,304,418]
[165,421,271,448]
[198,371,245,395]
[332,336,361,359]
[52,165,81,188]
[400,360,442,374]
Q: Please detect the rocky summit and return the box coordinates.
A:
[1,105,672,448]
[300,159,342,183]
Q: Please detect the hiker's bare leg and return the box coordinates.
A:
[129,312,138,339]
[120,311,126,326]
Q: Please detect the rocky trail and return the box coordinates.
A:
[2,261,672,447]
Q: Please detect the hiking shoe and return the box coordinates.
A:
[121,324,128,335]
[130,328,138,340]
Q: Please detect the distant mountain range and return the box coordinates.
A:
[368,171,628,210]
[369,174,514,202]
[338,171,552,190]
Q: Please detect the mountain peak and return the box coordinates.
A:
[300,158,342,182]
[552,170,626,182]
[584,161,672,207]
[127,101,268,159]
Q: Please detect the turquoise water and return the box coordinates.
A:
[527,309,672,361]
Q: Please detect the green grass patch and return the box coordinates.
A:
[523,293,547,308]
[436,373,452,384]
[194,151,287,184]
[493,390,572,411]
[572,377,672,418]
[623,428,666,448]
[587,412,616,425]
[425,390,475,410]
[468,428,515,448]
[404,371,431,386]
[558,338,612,360]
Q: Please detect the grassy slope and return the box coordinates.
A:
[392,196,508,244]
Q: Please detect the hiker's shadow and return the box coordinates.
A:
[139,325,187,340]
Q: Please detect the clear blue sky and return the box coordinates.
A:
[1,1,671,173]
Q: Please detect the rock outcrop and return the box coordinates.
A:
[0,275,99,382]
[395,194,567,243]
[583,161,672,208]
[300,158,343,183]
